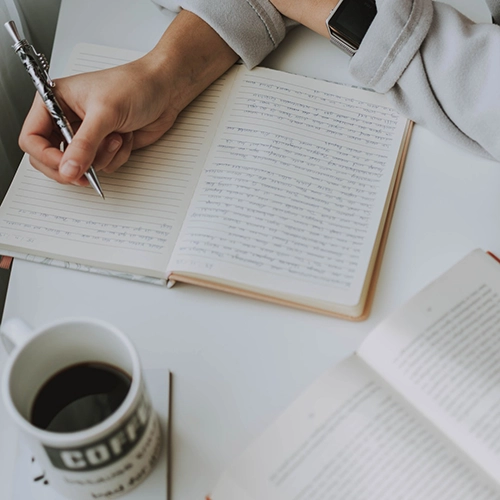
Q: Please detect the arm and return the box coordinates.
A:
[271,0,500,162]
[152,0,288,68]
[19,9,239,185]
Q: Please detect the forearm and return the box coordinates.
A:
[153,0,287,68]
[144,9,239,117]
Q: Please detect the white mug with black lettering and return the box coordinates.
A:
[1,317,162,499]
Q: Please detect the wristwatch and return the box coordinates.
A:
[326,0,377,57]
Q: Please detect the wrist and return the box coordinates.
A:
[271,0,339,38]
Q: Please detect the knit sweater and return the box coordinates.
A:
[153,0,500,161]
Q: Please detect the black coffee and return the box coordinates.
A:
[30,362,132,433]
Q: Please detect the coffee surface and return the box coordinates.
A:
[30,362,132,433]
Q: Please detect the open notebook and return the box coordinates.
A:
[0,44,412,320]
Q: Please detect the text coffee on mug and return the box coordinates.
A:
[1,317,162,499]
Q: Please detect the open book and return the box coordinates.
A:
[0,44,412,320]
[209,249,500,499]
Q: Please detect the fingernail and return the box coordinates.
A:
[60,160,81,178]
[108,139,121,153]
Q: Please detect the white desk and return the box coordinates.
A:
[1,0,499,498]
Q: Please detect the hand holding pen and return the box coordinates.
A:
[5,21,105,198]
[5,11,240,192]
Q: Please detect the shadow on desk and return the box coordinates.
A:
[0,268,10,322]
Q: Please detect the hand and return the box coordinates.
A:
[19,10,238,186]
[20,60,178,186]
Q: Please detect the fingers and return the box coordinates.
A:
[19,94,63,174]
[26,132,133,187]
[21,92,126,184]
[58,112,115,183]
[18,65,176,186]
[101,132,134,173]
[91,132,133,174]
[19,94,95,184]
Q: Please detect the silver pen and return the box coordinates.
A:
[4,20,105,199]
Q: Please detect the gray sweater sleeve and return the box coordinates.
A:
[351,0,500,161]
[154,0,500,161]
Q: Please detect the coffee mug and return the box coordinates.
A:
[1,317,162,499]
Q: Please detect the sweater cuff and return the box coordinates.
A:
[152,0,287,68]
[349,0,434,93]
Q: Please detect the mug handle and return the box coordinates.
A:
[0,318,33,354]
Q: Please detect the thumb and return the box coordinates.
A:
[59,113,114,182]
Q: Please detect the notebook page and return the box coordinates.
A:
[169,67,408,308]
[0,44,236,278]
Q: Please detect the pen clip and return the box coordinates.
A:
[31,47,55,88]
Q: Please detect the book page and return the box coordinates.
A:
[358,249,500,484]
[211,356,498,500]
[168,67,408,311]
[0,44,236,278]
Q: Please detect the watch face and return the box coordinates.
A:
[328,0,377,49]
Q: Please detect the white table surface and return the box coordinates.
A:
[1,0,498,499]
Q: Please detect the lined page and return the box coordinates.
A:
[169,67,408,309]
[0,44,236,278]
